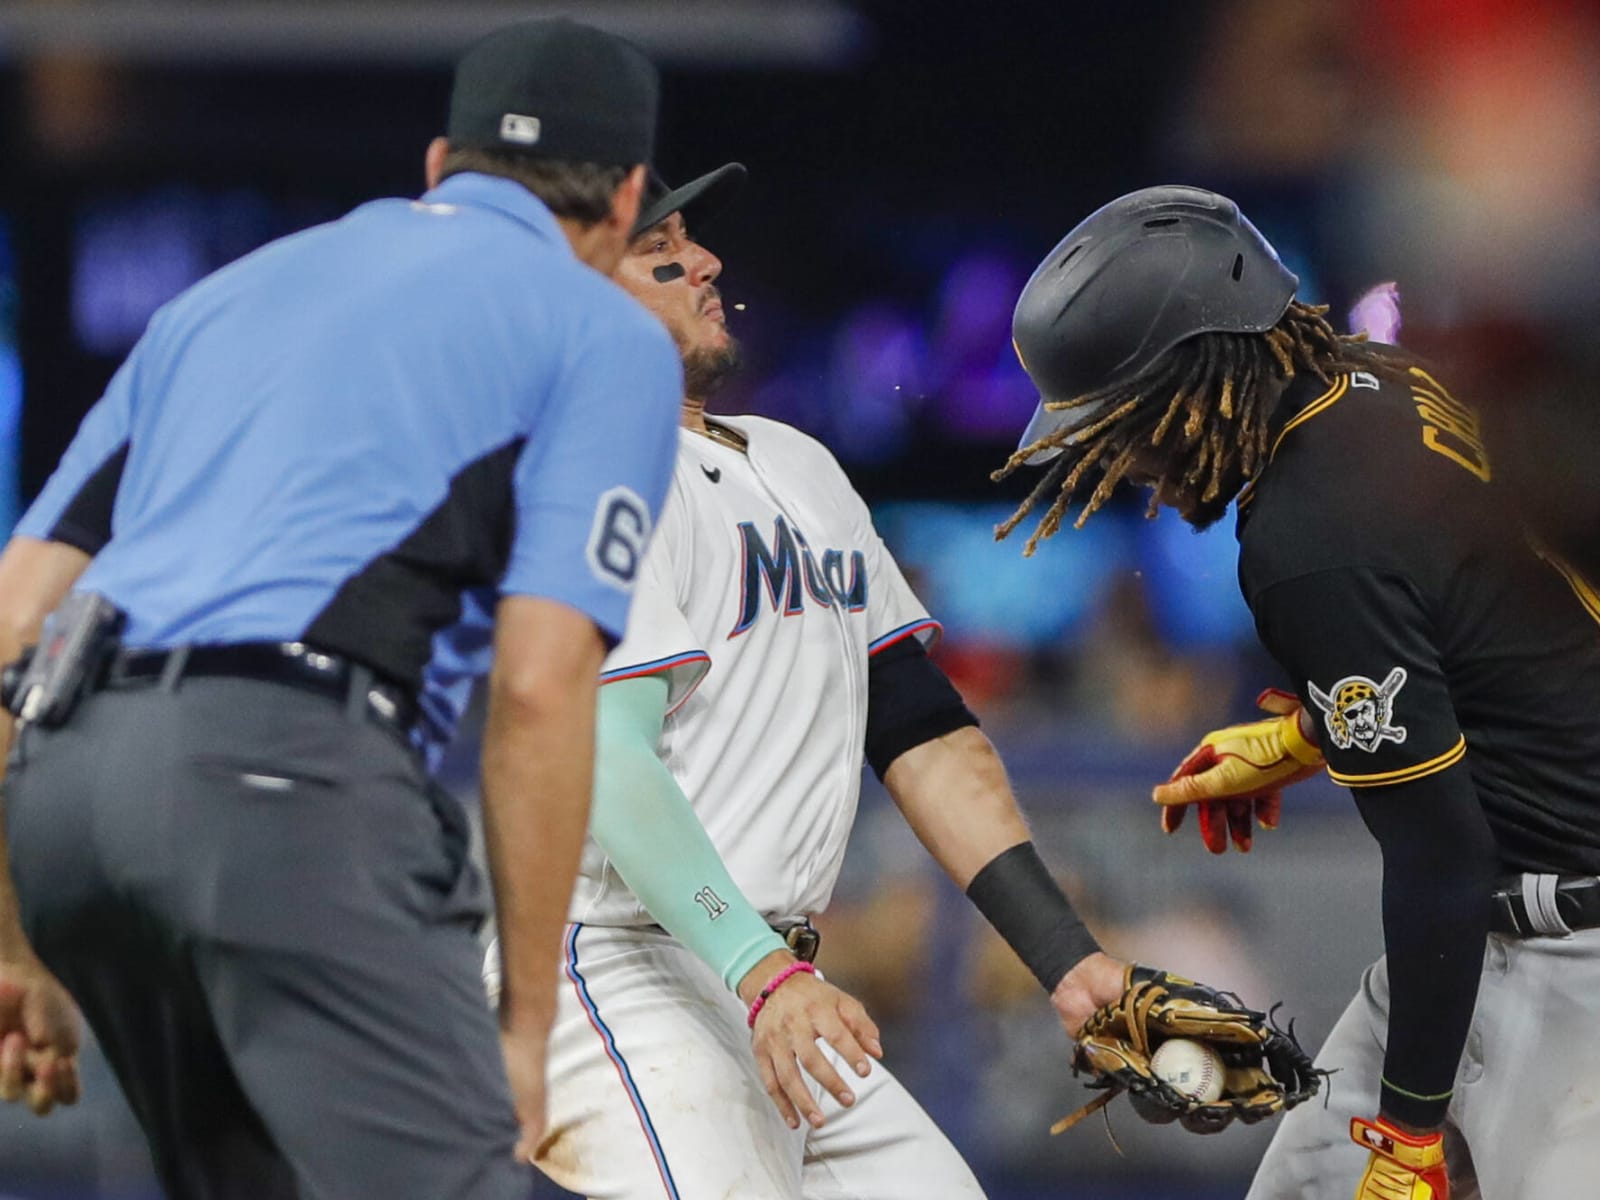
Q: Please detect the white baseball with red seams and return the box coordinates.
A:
[1151,1037,1226,1103]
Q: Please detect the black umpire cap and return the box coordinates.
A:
[448,18,659,167]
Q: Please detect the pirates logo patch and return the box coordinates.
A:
[1307,668,1408,753]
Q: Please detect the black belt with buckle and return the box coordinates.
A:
[780,920,821,964]
[1488,874,1600,937]
[104,641,418,738]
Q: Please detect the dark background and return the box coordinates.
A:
[4,3,1209,499]
[1,1,1596,1196]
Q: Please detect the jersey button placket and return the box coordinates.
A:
[745,441,861,911]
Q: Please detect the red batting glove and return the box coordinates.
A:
[1351,1116,1449,1200]
[1152,689,1326,854]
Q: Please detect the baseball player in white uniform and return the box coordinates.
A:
[487,164,1133,1199]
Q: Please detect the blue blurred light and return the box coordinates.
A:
[1135,505,1254,648]
[74,189,209,354]
[0,216,20,535]
[873,501,1133,648]
[72,187,339,354]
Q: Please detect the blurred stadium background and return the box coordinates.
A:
[1,0,1596,1196]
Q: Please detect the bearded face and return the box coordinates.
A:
[614,212,738,402]
[683,341,741,403]
[1344,697,1381,749]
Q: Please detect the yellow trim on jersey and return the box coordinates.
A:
[1329,735,1467,787]
[1538,549,1600,629]
[1269,376,1348,461]
[1407,366,1452,395]
[1410,374,1492,482]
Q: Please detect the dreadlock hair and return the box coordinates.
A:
[992,301,1414,555]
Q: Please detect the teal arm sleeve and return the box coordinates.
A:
[592,674,786,992]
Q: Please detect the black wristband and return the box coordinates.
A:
[1379,1077,1452,1131]
[965,841,1100,992]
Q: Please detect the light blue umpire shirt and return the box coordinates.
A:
[16,172,683,766]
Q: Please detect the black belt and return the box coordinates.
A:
[1488,874,1600,937]
[781,920,821,964]
[104,642,418,738]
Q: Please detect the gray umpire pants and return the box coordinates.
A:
[1246,930,1600,1199]
[2,676,528,1200]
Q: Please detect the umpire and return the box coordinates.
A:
[0,18,682,1199]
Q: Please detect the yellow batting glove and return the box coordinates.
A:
[1351,1116,1449,1200]
[1152,689,1326,854]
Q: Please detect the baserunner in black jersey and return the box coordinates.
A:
[995,185,1600,1200]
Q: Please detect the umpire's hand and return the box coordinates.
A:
[739,951,882,1131]
[0,958,81,1115]
[498,1021,549,1164]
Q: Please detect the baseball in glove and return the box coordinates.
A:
[1052,965,1324,1137]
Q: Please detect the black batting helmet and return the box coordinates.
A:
[1013,185,1298,463]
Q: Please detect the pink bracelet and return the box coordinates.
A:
[746,961,816,1028]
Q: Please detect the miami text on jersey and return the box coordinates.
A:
[730,516,867,637]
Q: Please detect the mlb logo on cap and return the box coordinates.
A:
[447,18,658,165]
[499,113,542,145]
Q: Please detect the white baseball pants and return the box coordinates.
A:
[538,923,988,1200]
[1246,928,1600,1199]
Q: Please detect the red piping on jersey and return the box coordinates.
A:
[600,651,712,716]
[868,618,943,655]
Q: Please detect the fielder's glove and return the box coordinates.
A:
[1153,689,1326,853]
[1352,1116,1449,1199]
[1052,965,1324,1137]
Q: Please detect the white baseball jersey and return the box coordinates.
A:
[569,414,938,925]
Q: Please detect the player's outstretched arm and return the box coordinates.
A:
[865,637,1128,1031]
[879,723,1126,1035]
[874,645,1325,1134]
[585,675,882,1130]
[0,536,93,1118]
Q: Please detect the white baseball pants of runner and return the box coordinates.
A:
[1246,927,1600,1199]
[539,923,988,1200]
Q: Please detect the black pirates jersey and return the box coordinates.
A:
[1236,360,1600,875]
